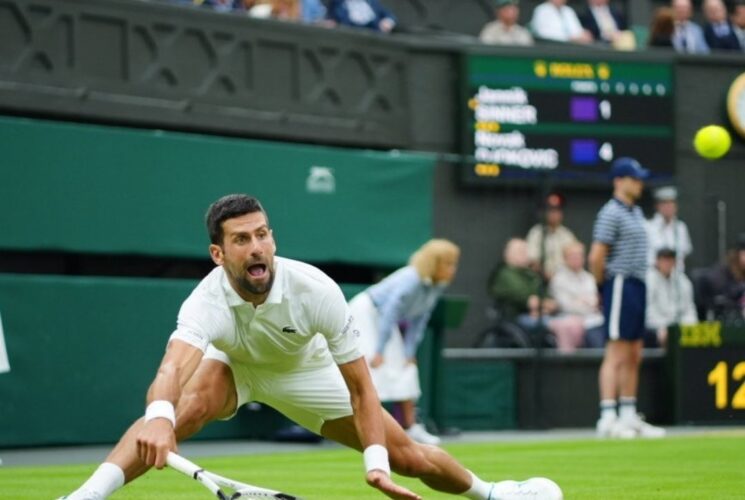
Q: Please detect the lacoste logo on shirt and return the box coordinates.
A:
[282,326,298,333]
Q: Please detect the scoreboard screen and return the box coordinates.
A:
[462,54,675,187]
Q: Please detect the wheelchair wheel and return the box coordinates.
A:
[473,322,532,348]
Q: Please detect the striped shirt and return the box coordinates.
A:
[592,198,648,280]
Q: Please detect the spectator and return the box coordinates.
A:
[578,0,634,49]
[301,0,330,23]
[327,0,397,32]
[489,238,584,352]
[646,186,693,272]
[732,1,745,49]
[480,0,535,46]
[703,0,742,50]
[530,0,593,43]
[550,241,606,350]
[671,0,710,53]
[648,6,676,47]
[700,234,745,322]
[349,239,460,445]
[645,248,699,347]
[197,0,242,12]
[240,0,299,19]
[268,0,300,20]
[526,192,577,280]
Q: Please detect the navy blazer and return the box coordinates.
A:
[578,6,628,43]
[327,0,396,31]
[704,22,742,51]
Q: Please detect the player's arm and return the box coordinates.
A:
[337,358,422,500]
[588,242,610,285]
[137,339,204,469]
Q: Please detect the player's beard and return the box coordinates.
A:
[234,264,275,296]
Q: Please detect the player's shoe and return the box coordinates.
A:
[488,477,563,499]
[56,489,103,500]
[596,415,635,439]
[406,423,441,445]
[621,414,666,438]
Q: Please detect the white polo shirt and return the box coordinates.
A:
[170,256,362,371]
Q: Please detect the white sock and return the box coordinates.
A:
[73,462,125,499]
[462,470,493,499]
[599,399,617,420]
[619,397,637,421]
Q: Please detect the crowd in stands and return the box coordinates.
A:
[164,0,745,53]
[167,0,396,31]
[485,187,745,353]
[478,0,745,52]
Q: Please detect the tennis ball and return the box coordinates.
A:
[693,125,731,160]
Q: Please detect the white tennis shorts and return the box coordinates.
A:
[204,345,353,434]
[348,292,421,402]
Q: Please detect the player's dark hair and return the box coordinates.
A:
[206,194,268,245]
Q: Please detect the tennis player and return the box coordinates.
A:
[59,194,561,500]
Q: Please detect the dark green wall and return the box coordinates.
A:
[0,275,366,447]
[674,58,745,270]
[0,116,434,267]
[0,274,192,446]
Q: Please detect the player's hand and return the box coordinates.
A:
[370,354,384,368]
[136,418,177,469]
[366,470,421,499]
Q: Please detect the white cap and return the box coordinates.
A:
[654,186,677,201]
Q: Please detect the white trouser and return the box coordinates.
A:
[349,292,421,402]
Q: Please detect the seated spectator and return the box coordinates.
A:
[268,0,300,20]
[526,192,577,280]
[480,0,535,46]
[197,0,242,12]
[646,186,692,272]
[645,248,698,347]
[700,234,745,322]
[648,6,676,47]
[530,0,593,44]
[578,0,634,49]
[301,0,332,24]
[239,0,330,23]
[489,238,584,351]
[732,1,745,49]
[703,0,742,51]
[671,0,710,53]
[327,0,397,32]
[550,242,606,349]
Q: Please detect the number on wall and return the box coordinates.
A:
[707,361,745,410]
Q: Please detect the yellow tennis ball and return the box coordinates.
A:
[693,125,731,160]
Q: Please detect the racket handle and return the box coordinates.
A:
[166,452,201,478]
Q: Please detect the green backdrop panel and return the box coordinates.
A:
[0,275,287,447]
[437,360,516,430]
[0,116,434,266]
[0,274,378,447]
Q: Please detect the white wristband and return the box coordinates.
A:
[144,400,176,428]
[363,444,390,476]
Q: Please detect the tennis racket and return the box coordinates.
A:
[167,452,304,500]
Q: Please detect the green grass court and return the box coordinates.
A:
[4,432,744,499]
